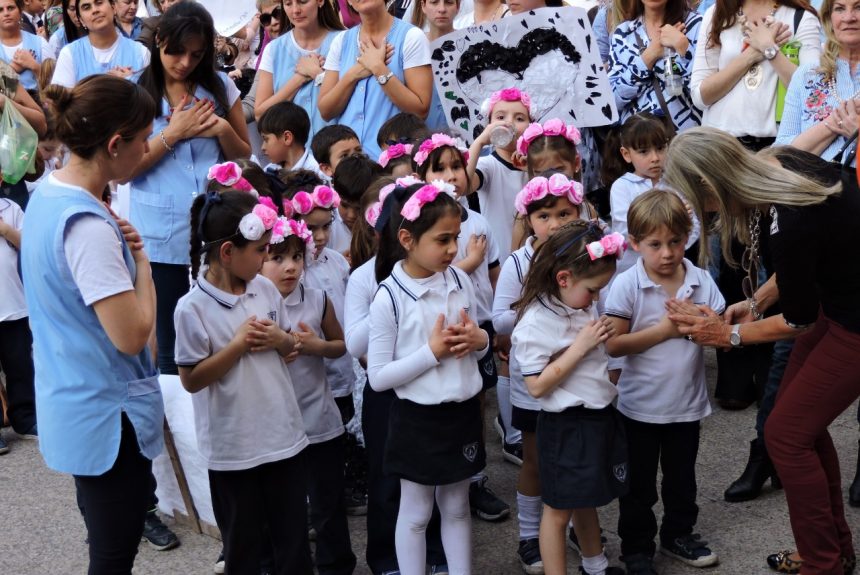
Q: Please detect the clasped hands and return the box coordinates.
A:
[429,309,488,360]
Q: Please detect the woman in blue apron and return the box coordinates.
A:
[255,0,345,140]
[0,0,52,99]
[129,1,250,376]
[22,74,162,575]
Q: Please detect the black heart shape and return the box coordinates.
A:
[601,104,612,119]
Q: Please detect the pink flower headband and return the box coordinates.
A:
[238,196,278,241]
[365,182,396,228]
[480,87,532,118]
[378,143,414,168]
[207,161,258,197]
[413,133,469,167]
[290,185,341,216]
[270,216,314,250]
[514,173,584,215]
[586,232,627,261]
[400,180,457,222]
[516,118,582,156]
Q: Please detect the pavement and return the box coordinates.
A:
[2,349,859,574]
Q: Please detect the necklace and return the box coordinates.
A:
[742,209,763,320]
[738,2,778,91]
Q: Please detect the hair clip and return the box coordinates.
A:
[291,185,341,216]
[365,183,396,227]
[480,87,532,118]
[378,143,414,168]
[270,216,314,250]
[514,173,584,215]
[516,118,582,156]
[552,221,603,258]
[238,200,278,241]
[585,232,627,261]
[413,133,470,167]
[207,161,259,197]
[400,180,456,222]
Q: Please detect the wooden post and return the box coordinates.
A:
[162,417,202,534]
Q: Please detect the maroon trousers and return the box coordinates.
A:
[765,315,860,575]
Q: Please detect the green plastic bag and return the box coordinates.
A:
[0,98,37,185]
[775,40,802,123]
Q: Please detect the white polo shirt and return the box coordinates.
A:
[492,236,541,411]
[174,272,309,471]
[513,296,618,412]
[283,283,345,444]
[344,256,376,360]
[304,246,353,397]
[605,258,725,423]
[456,208,500,325]
[475,152,529,265]
[0,199,26,322]
[367,262,487,405]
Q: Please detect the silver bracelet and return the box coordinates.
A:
[160,130,175,159]
[748,297,763,321]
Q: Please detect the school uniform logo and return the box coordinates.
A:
[613,462,628,484]
[267,310,277,322]
[463,442,479,463]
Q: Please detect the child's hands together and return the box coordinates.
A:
[429,314,453,360]
[246,317,292,354]
[571,315,615,354]
[443,309,489,359]
[293,321,325,356]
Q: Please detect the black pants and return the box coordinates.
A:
[361,384,444,574]
[618,416,701,557]
[306,436,357,575]
[208,454,312,575]
[150,262,190,376]
[74,414,152,575]
[0,318,36,433]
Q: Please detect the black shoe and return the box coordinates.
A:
[343,485,367,516]
[517,538,544,575]
[849,440,860,507]
[503,441,524,466]
[0,434,8,455]
[469,477,510,521]
[567,527,607,556]
[578,567,625,575]
[724,438,781,502]
[660,534,718,567]
[17,424,37,439]
[142,511,180,551]
[622,553,658,575]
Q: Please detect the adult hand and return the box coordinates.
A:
[666,303,731,347]
[659,23,688,53]
[295,53,324,81]
[774,22,791,46]
[12,49,37,72]
[107,66,134,79]
[167,95,218,142]
[744,20,778,54]
[829,100,860,138]
[197,115,229,140]
[357,38,388,77]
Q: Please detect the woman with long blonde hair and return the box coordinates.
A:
[664,127,860,575]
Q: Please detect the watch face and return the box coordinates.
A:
[730,332,742,346]
[765,47,777,59]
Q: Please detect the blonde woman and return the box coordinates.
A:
[775,0,860,161]
[663,127,860,575]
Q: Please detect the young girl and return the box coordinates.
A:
[368,180,489,575]
[511,221,628,575]
[466,88,532,265]
[174,188,312,574]
[603,113,699,275]
[417,0,459,130]
[492,172,586,574]
[416,134,511,522]
[261,215,357,575]
[51,0,150,87]
[378,142,417,178]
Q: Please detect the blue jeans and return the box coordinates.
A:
[150,263,190,376]
[756,339,795,441]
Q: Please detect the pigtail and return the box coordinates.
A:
[374,186,412,284]
[189,194,207,280]
[350,175,395,272]
[599,126,628,190]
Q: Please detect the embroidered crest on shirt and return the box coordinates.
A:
[268,310,277,322]
[462,442,479,463]
[613,462,628,483]
[769,205,779,235]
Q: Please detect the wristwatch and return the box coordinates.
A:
[763,45,779,60]
[729,324,743,347]
[377,71,394,85]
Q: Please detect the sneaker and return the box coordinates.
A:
[518,538,544,575]
[469,477,510,521]
[493,413,506,442]
[503,441,524,466]
[17,424,37,439]
[213,550,225,574]
[343,485,368,516]
[142,511,181,551]
[578,567,625,575]
[622,553,659,575]
[660,534,718,567]
[567,528,607,556]
[430,564,450,575]
[0,434,9,455]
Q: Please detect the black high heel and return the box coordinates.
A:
[725,438,782,502]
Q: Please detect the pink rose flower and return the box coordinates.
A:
[542,118,565,136]
[233,178,255,193]
[586,241,606,260]
[313,185,340,209]
[281,199,294,219]
[365,203,381,227]
[547,173,571,196]
[259,196,277,212]
[379,183,396,204]
[292,191,314,215]
[253,203,278,230]
[568,181,584,205]
[602,232,627,256]
[565,125,582,145]
[269,217,287,244]
[517,122,544,155]
[207,162,242,186]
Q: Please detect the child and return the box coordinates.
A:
[415,133,511,523]
[367,180,490,575]
[378,143,417,178]
[416,0,459,130]
[261,216,357,575]
[603,113,699,275]
[376,112,429,151]
[511,221,628,575]
[174,189,312,574]
[0,197,37,454]
[331,154,385,257]
[311,124,364,179]
[493,172,587,574]
[466,87,531,264]
[605,190,723,574]
[259,100,325,179]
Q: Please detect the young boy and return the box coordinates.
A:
[604,190,724,575]
[259,101,326,180]
[375,112,429,151]
[329,155,384,258]
[310,125,364,179]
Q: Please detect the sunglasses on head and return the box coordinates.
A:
[260,8,283,26]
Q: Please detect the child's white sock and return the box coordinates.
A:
[582,552,609,575]
[516,492,542,540]
[497,376,521,444]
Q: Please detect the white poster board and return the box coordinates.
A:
[430,6,617,143]
[196,0,258,37]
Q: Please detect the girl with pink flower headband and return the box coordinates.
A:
[368,179,490,575]
[378,142,417,177]
[260,209,355,575]
[510,220,624,575]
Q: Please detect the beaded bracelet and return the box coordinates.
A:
[160,130,175,159]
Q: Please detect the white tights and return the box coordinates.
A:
[395,478,472,575]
